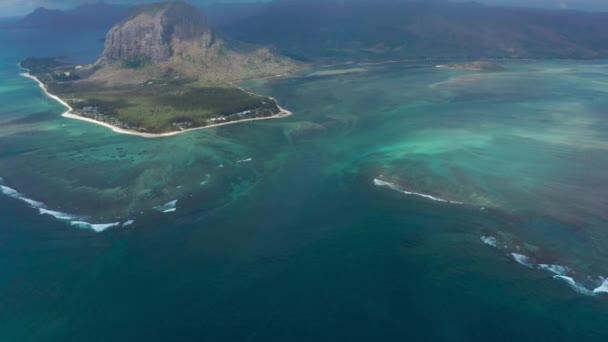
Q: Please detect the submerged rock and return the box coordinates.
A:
[288,122,326,139]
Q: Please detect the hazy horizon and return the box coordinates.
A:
[3,0,608,17]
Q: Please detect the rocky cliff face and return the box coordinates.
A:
[100,2,215,64]
[93,1,297,85]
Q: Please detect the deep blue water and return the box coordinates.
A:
[1,28,608,341]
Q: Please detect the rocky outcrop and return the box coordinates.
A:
[100,1,215,64]
[92,1,297,85]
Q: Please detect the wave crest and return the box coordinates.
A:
[373,178,463,204]
[155,200,178,213]
[1,178,126,232]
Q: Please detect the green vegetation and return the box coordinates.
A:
[66,83,279,133]
[21,58,67,74]
[158,86,276,114]
[24,58,282,134]
[122,54,152,69]
[67,83,280,133]
[20,57,80,82]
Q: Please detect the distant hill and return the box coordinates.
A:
[16,2,128,31]
[212,1,608,61]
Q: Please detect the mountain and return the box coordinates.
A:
[100,2,217,65]
[89,1,297,85]
[213,1,608,61]
[16,2,128,31]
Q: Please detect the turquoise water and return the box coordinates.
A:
[1,28,608,341]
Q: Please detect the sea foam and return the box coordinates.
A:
[155,200,178,213]
[511,253,534,268]
[1,184,45,208]
[200,174,211,186]
[122,220,135,227]
[593,278,608,294]
[39,208,80,221]
[1,178,121,232]
[505,249,602,296]
[538,264,570,276]
[373,178,462,204]
[71,221,120,233]
[481,236,498,248]
[553,276,594,296]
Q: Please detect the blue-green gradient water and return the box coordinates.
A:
[1,27,608,341]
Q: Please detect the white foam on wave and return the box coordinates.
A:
[200,174,211,186]
[0,184,19,197]
[553,276,594,296]
[373,178,463,204]
[1,178,122,233]
[1,184,45,208]
[41,210,122,232]
[71,221,120,233]
[155,200,178,213]
[481,236,498,248]
[538,264,570,276]
[237,158,253,163]
[511,253,535,268]
[122,220,135,227]
[593,278,608,294]
[481,232,606,297]
[21,197,45,208]
[507,251,601,296]
[39,208,80,221]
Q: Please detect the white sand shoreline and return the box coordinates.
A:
[20,71,292,138]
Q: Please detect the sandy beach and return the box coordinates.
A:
[20,72,292,138]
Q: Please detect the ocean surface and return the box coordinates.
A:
[1,27,608,341]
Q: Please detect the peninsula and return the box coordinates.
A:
[21,1,298,137]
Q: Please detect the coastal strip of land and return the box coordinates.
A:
[20,72,292,138]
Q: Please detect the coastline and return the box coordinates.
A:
[20,72,293,138]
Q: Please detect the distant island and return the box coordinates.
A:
[21,1,298,137]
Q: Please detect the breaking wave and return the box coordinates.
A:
[481,234,607,297]
[122,220,135,227]
[481,236,498,248]
[39,208,80,221]
[594,278,608,294]
[200,174,211,186]
[373,178,463,204]
[155,200,177,213]
[553,276,595,296]
[1,178,127,232]
[71,221,120,233]
[538,264,570,276]
[511,253,534,268]
[1,183,45,208]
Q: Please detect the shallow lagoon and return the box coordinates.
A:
[1,28,608,340]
